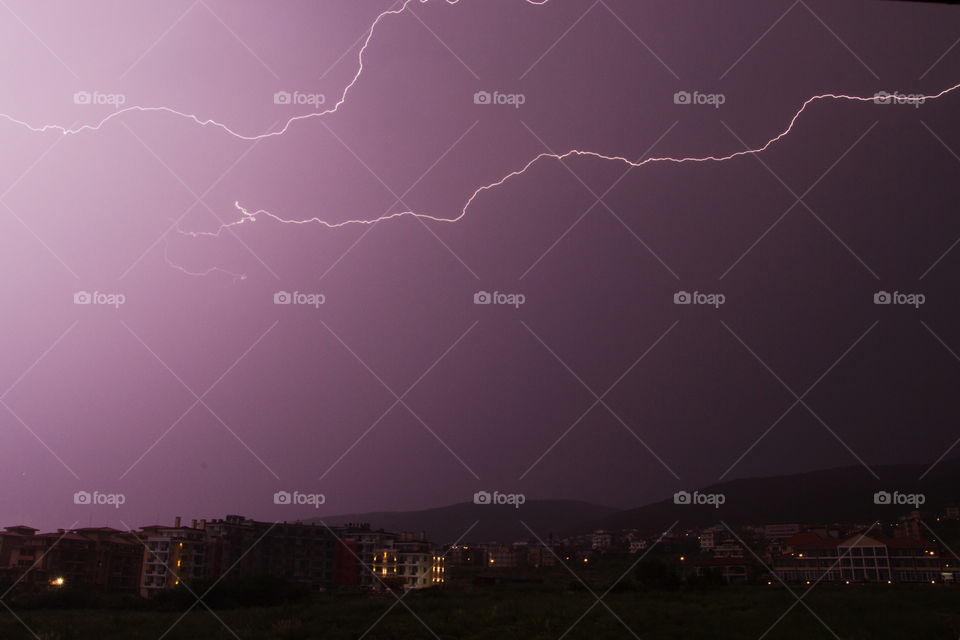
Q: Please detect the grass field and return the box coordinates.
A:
[1,582,957,640]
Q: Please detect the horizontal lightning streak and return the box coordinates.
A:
[0,0,547,140]
[1,0,955,277]
[182,85,960,237]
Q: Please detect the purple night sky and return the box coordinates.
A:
[1,0,959,530]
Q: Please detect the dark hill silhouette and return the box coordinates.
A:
[306,499,617,544]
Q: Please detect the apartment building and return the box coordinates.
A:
[773,531,943,583]
[138,519,207,597]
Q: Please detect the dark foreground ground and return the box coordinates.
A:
[1,584,958,640]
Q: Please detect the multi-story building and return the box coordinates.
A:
[138,519,207,597]
[338,523,397,589]
[394,534,443,590]
[486,545,525,568]
[526,543,558,567]
[591,530,613,550]
[773,531,942,583]
[202,515,338,591]
[0,526,142,593]
[763,523,801,540]
[445,544,486,566]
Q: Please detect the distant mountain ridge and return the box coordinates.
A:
[584,459,960,536]
[307,459,960,543]
[306,500,616,545]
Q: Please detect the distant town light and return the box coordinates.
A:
[51,577,64,587]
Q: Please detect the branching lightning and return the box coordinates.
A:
[0,0,547,140]
[182,85,959,238]
[1,0,955,278]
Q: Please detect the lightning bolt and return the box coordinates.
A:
[0,0,954,278]
[163,239,247,282]
[178,86,959,238]
[0,0,549,140]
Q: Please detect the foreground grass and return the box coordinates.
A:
[1,584,956,639]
